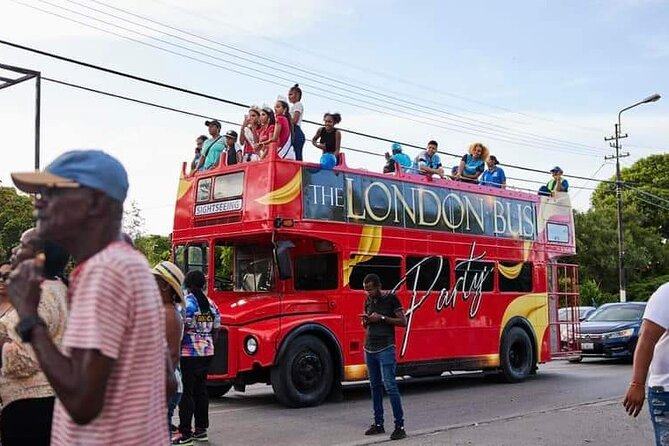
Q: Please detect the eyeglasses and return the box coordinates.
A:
[0,271,10,282]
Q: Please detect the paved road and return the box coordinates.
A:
[196,358,651,445]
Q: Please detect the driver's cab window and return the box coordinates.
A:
[214,242,274,292]
[174,243,208,275]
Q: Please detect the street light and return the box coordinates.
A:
[605,93,661,303]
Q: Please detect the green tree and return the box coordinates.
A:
[591,154,669,238]
[0,187,34,261]
[135,234,171,266]
[574,205,669,299]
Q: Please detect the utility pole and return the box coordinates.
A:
[604,124,629,303]
[604,94,661,303]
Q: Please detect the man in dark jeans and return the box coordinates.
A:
[361,273,408,441]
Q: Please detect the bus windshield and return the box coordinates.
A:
[214,243,274,292]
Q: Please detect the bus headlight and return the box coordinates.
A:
[244,336,259,355]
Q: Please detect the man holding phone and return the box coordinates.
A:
[361,273,407,441]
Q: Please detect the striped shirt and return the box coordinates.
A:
[51,242,168,445]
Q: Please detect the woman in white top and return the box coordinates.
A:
[288,84,305,161]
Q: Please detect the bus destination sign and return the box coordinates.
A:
[302,168,536,240]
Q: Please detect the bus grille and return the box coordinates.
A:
[209,328,228,375]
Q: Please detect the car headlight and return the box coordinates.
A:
[244,336,258,355]
[605,328,635,339]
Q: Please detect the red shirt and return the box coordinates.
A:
[276,115,291,148]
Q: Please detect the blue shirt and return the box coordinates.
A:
[202,136,225,170]
[413,150,442,174]
[391,152,412,169]
[481,167,506,188]
[461,154,485,177]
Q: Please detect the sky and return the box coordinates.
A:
[0,0,667,235]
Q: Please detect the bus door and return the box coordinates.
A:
[547,262,581,359]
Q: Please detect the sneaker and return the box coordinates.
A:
[364,424,385,435]
[172,433,193,445]
[192,429,209,442]
[170,424,178,434]
[390,426,407,440]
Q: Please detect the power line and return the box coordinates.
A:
[624,184,669,207]
[2,40,615,184]
[11,0,607,158]
[150,0,603,135]
[68,0,603,155]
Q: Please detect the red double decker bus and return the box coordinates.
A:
[171,151,579,407]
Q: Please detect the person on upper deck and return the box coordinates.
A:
[239,106,261,162]
[255,107,276,160]
[191,135,207,172]
[192,120,225,173]
[312,112,342,170]
[538,166,569,196]
[273,98,296,160]
[454,142,488,183]
[223,130,240,166]
[288,84,305,161]
[383,143,412,174]
[480,155,506,189]
[412,140,444,178]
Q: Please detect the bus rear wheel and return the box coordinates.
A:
[271,335,334,408]
[499,327,534,383]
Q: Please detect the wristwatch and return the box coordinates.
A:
[381,315,386,322]
[15,315,47,343]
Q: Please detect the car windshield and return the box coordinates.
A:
[587,305,644,322]
[558,307,595,321]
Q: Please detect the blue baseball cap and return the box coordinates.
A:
[391,142,402,153]
[11,150,129,203]
[550,166,563,174]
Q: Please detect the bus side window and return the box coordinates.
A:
[214,243,234,291]
[349,255,401,290]
[406,256,450,291]
[455,260,494,291]
[295,253,338,290]
[499,262,533,292]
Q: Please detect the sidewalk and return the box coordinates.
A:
[344,398,655,446]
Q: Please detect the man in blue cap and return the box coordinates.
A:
[383,143,412,174]
[7,150,171,445]
[538,166,569,196]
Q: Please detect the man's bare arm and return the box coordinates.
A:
[30,324,114,425]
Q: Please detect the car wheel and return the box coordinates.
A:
[499,326,534,383]
[207,383,232,398]
[271,335,334,408]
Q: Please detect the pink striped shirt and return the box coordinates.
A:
[51,242,168,445]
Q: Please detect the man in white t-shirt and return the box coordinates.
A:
[624,283,669,445]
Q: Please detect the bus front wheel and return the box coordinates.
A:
[499,327,534,383]
[207,383,232,398]
[271,335,334,408]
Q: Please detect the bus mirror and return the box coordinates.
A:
[274,240,295,280]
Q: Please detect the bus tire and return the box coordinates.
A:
[207,383,232,398]
[499,326,534,383]
[271,335,334,408]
